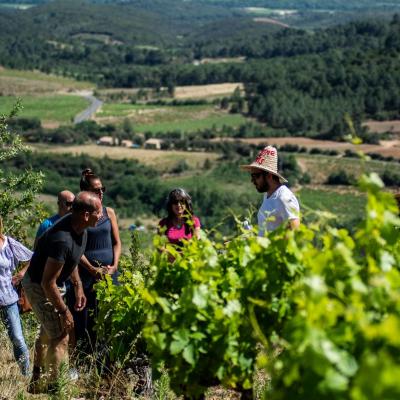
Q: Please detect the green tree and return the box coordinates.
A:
[0,102,45,243]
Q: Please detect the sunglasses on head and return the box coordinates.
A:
[91,186,106,194]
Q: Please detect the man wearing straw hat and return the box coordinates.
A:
[241,145,300,236]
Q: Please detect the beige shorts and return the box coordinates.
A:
[22,275,66,339]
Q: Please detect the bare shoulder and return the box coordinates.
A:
[106,206,117,218]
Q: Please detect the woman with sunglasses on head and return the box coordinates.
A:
[159,188,201,247]
[67,168,121,352]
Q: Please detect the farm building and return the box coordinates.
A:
[144,138,164,150]
[97,136,119,146]
[121,139,133,147]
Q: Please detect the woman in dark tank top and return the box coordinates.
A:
[68,168,121,352]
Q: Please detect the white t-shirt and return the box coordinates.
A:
[257,185,300,236]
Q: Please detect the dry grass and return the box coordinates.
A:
[174,83,243,99]
[253,17,290,28]
[0,68,92,96]
[295,153,394,185]
[363,119,400,134]
[29,144,220,170]
[97,83,243,101]
[197,57,246,65]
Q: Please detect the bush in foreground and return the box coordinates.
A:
[96,174,400,399]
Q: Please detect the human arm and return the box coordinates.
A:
[41,257,74,333]
[105,207,121,275]
[12,261,30,286]
[8,237,33,285]
[288,218,300,230]
[280,190,300,231]
[70,267,86,311]
[193,216,201,239]
[79,254,104,278]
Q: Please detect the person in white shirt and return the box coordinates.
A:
[241,146,300,236]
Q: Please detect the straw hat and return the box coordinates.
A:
[240,145,287,183]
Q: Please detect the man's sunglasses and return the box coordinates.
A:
[91,187,106,194]
[251,172,265,179]
[64,201,74,207]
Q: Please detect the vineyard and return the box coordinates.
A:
[95,175,400,399]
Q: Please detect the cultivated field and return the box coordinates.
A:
[97,83,244,100]
[364,119,400,134]
[174,83,243,99]
[295,153,396,185]
[0,94,89,125]
[298,186,366,225]
[212,137,400,159]
[30,144,220,170]
[95,103,248,133]
[0,67,92,96]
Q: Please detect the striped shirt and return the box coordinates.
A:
[0,236,33,306]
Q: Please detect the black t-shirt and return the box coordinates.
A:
[28,214,87,285]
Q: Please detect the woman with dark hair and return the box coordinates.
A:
[68,168,121,351]
[0,216,31,376]
[159,188,201,246]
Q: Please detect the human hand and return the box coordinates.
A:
[74,288,87,311]
[105,265,117,275]
[60,308,74,333]
[12,272,24,287]
[89,265,107,279]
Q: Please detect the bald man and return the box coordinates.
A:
[23,192,102,394]
[35,190,75,246]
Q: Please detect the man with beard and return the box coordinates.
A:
[241,146,300,236]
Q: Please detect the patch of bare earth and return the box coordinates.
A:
[363,120,400,134]
[253,17,289,28]
[174,83,244,99]
[198,57,246,64]
[41,121,61,129]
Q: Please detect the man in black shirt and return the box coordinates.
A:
[23,191,102,393]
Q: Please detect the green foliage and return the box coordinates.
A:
[326,170,355,185]
[139,174,399,398]
[95,256,148,363]
[0,102,45,242]
[265,174,400,399]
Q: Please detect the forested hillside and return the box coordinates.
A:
[1,1,400,138]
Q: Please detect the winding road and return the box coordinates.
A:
[73,90,103,124]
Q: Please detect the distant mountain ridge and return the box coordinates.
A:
[4,0,400,11]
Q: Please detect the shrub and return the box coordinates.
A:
[326,170,355,185]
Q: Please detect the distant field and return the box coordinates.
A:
[197,58,246,65]
[30,144,220,170]
[97,83,243,101]
[174,83,243,99]
[295,153,396,184]
[0,95,89,123]
[364,120,400,134]
[0,67,92,95]
[96,103,248,133]
[243,7,297,16]
[0,3,34,9]
[213,137,400,159]
[298,187,366,225]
